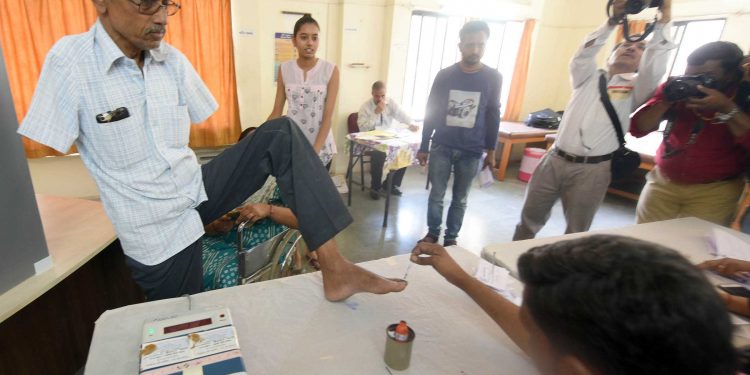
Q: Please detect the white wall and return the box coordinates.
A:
[520,0,750,119]
[231,0,335,129]
[24,0,750,192]
[230,0,389,173]
[33,0,743,189]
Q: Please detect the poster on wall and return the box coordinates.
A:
[274,32,296,82]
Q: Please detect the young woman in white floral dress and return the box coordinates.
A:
[268,14,340,169]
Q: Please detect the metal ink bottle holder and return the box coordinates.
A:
[384,321,415,370]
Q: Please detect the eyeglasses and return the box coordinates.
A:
[128,0,181,16]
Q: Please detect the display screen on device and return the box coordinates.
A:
[163,318,213,334]
[718,284,750,298]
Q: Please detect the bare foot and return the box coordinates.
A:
[321,261,407,302]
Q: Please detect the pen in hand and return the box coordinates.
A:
[403,261,413,280]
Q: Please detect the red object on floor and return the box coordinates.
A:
[518,147,545,182]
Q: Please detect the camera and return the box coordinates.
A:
[663,75,718,102]
[607,0,663,42]
[624,0,663,15]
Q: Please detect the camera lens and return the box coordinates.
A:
[664,82,689,101]
[663,76,711,102]
[625,0,647,14]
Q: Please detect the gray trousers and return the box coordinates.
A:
[513,150,612,241]
[199,117,353,250]
[128,117,353,300]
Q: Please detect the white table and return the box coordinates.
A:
[482,217,750,346]
[482,217,750,277]
[86,247,532,374]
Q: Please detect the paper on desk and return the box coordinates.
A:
[474,258,522,306]
[353,130,398,141]
[705,228,750,261]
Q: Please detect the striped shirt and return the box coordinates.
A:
[18,20,218,265]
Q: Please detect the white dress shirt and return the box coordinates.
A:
[554,21,675,156]
[357,98,414,132]
[18,21,218,265]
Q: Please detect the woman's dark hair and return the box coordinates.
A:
[518,235,737,375]
[293,14,319,37]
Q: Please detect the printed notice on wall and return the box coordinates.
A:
[274,32,296,82]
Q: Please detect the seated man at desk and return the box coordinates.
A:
[357,80,418,199]
[412,235,736,374]
[17,0,405,301]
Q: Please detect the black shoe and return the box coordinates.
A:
[382,182,403,196]
[444,239,457,247]
[418,233,439,244]
[370,188,382,200]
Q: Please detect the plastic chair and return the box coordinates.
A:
[235,220,311,285]
[345,112,372,190]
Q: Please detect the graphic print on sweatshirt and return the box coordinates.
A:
[446,89,481,128]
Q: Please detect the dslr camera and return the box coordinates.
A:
[608,0,663,42]
[662,75,718,102]
[623,0,663,15]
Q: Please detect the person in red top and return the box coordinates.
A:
[631,42,750,225]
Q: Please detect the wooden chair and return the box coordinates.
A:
[345,113,372,191]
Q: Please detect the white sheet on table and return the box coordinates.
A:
[87,249,533,375]
[474,258,522,306]
[705,228,750,261]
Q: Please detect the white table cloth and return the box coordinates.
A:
[483,217,750,276]
[86,247,533,374]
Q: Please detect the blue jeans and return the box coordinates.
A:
[427,144,481,241]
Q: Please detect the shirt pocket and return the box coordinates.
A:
[152,104,191,148]
[83,102,150,170]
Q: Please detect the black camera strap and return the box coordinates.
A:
[598,73,626,148]
[661,111,704,158]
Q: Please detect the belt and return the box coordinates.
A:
[699,174,743,184]
[553,148,614,164]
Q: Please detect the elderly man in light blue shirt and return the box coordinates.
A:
[18,0,406,301]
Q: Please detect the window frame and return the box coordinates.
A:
[402,11,524,120]
[665,18,727,78]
